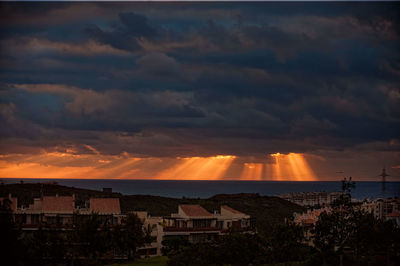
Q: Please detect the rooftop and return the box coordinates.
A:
[221,205,243,214]
[42,196,74,213]
[90,198,121,214]
[386,212,400,218]
[179,204,212,217]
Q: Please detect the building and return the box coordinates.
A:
[131,205,253,257]
[361,200,385,219]
[361,198,400,224]
[164,205,220,243]
[293,198,400,232]
[76,197,123,225]
[134,211,164,257]
[293,207,330,227]
[3,195,255,258]
[217,205,252,232]
[385,212,400,227]
[279,192,344,206]
[8,194,122,229]
[163,204,253,244]
[13,195,75,228]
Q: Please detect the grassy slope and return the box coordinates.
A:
[0,183,304,232]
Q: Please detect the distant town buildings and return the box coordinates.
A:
[361,198,400,226]
[292,197,400,246]
[279,191,344,206]
[292,197,400,228]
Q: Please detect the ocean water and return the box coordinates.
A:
[1,178,399,200]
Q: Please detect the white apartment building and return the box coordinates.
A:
[163,204,253,244]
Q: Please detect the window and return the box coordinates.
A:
[193,219,212,228]
[217,221,223,229]
[31,214,40,224]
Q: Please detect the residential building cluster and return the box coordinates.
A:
[360,198,400,227]
[292,198,400,228]
[0,194,254,258]
[293,207,331,227]
[278,191,343,206]
[292,197,400,245]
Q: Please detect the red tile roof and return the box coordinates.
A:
[42,196,74,213]
[302,218,316,225]
[90,198,121,214]
[179,205,212,217]
[222,205,243,214]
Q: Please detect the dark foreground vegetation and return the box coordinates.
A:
[163,203,399,266]
[162,179,400,266]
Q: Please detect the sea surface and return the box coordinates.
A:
[1,178,399,200]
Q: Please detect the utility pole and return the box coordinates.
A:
[379,167,389,196]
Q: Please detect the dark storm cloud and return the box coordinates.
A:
[118,12,157,38]
[0,2,399,158]
[85,12,159,52]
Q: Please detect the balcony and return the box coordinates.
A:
[163,226,220,233]
[220,226,256,234]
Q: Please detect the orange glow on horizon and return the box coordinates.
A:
[0,151,315,180]
[240,153,316,181]
[240,163,263,180]
[156,155,236,180]
[273,154,283,180]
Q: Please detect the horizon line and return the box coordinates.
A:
[1,177,395,182]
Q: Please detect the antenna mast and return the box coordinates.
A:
[379,167,389,196]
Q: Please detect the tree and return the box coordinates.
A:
[313,177,400,265]
[166,233,262,266]
[265,222,312,264]
[313,210,348,266]
[166,229,316,266]
[341,177,356,194]
[313,177,355,266]
[121,214,144,259]
[161,236,190,256]
[69,214,111,265]
[0,198,24,265]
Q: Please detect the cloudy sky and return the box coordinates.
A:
[0,2,399,181]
